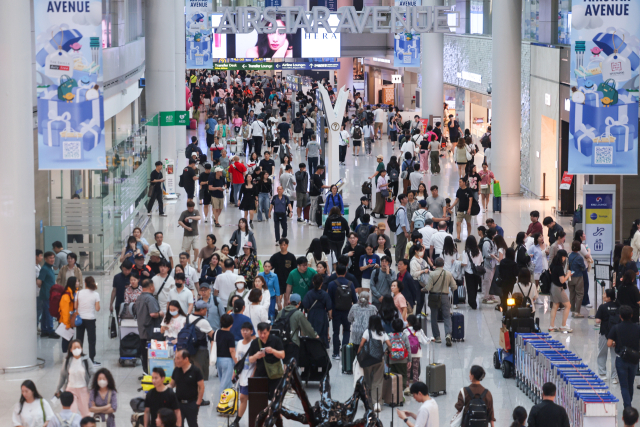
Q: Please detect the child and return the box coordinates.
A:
[52,392,81,427]
[387,318,412,397]
[445,198,454,234]
[215,314,237,391]
[230,322,256,427]
[404,315,429,394]
[594,288,620,383]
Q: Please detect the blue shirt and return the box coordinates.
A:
[258,271,280,296]
[527,245,545,274]
[271,195,289,214]
[394,206,410,236]
[205,294,226,331]
[230,313,255,341]
[206,118,218,135]
[323,193,344,215]
[494,225,504,237]
[359,254,381,280]
[327,277,358,312]
[38,263,56,301]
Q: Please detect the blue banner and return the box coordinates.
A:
[394,32,421,67]
[317,0,337,11]
[34,0,106,170]
[569,0,640,175]
[265,0,282,6]
[186,0,213,69]
[275,62,341,70]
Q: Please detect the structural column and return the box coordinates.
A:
[175,0,186,149]
[0,0,37,369]
[337,57,353,94]
[420,0,444,123]
[491,0,521,194]
[145,0,176,161]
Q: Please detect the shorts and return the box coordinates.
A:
[239,385,249,396]
[186,190,195,199]
[374,122,383,130]
[202,192,211,205]
[293,132,302,138]
[353,139,362,147]
[456,211,471,224]
[480,186,490,195]
[182,235,198,252]
[550,285,569,304]
[296,192,309,207]
[211,197,224,209]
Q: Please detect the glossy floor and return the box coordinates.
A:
[8,126,623,426]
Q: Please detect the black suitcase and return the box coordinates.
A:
[298,337,332,382]
[341,344,356,374]
[120,332,140,358]
[451,312,465,342]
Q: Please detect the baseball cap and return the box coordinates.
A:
[194,300,208,310]
[134,253,145,260]
[377,223,386,230]
[242,241,253,249]
[419,199,427,207]
[290,294,301,304]
[214,166,224,172]
[199,283,211,289]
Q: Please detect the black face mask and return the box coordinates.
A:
[176,282,184,288]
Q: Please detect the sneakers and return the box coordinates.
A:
[159,213,167,217]
[93,360,102,366]
[559,326,573,333]
[48,333,60,339]
[200,400,211,406]
[612,378,619,384]
[548,326,558,332]
[332,354,340,360]
[454,238,461,243]
[586,304,593,308]
[374,403,382,413]
[453,304,458,309]
[297,218,304,223]
[147,212,152,216]
[446,335,452,347]
[403,387,411,396]
[434,337,442,343]
[599,375,607,380]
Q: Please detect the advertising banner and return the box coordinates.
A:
[34,0,105,170]
[394,32,421,67]
[584,193,614,259]
[569,1,640,174]
[186,0,213,69]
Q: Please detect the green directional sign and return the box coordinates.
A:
[213,62,275,71]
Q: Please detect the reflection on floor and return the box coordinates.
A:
[8,123,622,426]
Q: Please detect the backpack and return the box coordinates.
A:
[366,110,374,123]
[607,303,621,332]
[514,283,533,307]
[217,387,239,415]
[388,167,399,182]
[56,413,77,427]
[266,127,274,142]
[49,284,65,320]
[462,387,489,427]
[271,309,297,347]
[333,280,353,311]
[402,120,411,130]
[176,316,206,355]
[400,160,414,179]
[407,329,421,354]
[388,332,408,361]
[356,224,373,245]
[388,206,405,233]
[178,167,189,188]
[361,181,372,195]
[413,210,428,229]
[539,270,552,295]
[480,133,491,148]
[353,126,362,140]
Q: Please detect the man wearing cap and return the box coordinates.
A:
[179,201,202,261]
[199,283,226,331]
[132,253,154,279]
[285,257,317,304]
[270,186,290,244]
[110,259,132,315]
[183,159,199,202]
[146,250,163,275]
[146,161,166,217]
[187,300,215,380]
[208,166,226,227]
[275,294,319,362]
[309,165,330,228]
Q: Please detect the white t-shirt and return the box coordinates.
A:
[236,339,256,387]
[374,108,385,123]
[12,399,55,427]
[376,176,388,193]
[419,226,438,249]
[170,264,199,290]
[152,274,176,314]
[68,357,86,388]
[409,171,423,190]
[76,289,100,320]
[161,315,186,339]
[339,130,350,146]
[461,251,483,275]
[153,242,174,262]
[169,286,195,314]
[254,101,264,114]
[430,230,451,255]
[362,329,389,342]
[187,314,213,334]
[415,399,439,427]
[213,271,239,303]
[244,303,269,327]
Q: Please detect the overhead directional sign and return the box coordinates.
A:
[274,62,341,70]
[213,62,274,71]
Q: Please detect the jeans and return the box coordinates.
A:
[232,183,243,203]
[308,156,319,176]
[62,337,71,353]
[76,319,97,361]
[179,401,199,427]
[269,296,277,321]
[339,145,347,163]
[429,294,452,338]
[332,310,351,356]
[274,212,287,241]
[258,192,270,221]
[39,299,54,334]
[582,269,591,306]
[616,356,636,407]
[597,335,618,379]
[36,298,44,330]
[310,196,320,226]
[218,357,235,391]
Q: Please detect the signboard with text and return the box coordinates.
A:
[583,185,616,260]
[559,171,573,190]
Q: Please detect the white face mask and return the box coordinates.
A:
[170,310,179,317]
[72,348,82,357]
[237,283,245,290]
[98,379,108,388]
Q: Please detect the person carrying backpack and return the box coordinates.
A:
[595,288,620,383]
[273,294,319,363]
[454,365,495,427]
[350,121,363,157]
[178,300,216,381]
[327,264,358,359]
[387,318,412,393]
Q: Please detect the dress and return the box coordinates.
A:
[239,184,257,212]
[302,288,332,348]
[237,254,260,287]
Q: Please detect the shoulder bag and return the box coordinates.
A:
[427,271,445,308]
[466,250,486,276]
[356,332,384,368]
[258,338,284,379]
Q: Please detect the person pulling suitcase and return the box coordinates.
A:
[422,257,457,346]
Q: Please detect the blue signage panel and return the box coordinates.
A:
[275,62,340,70]
[265,0,282,6]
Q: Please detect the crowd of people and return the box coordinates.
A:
[25,68,640,427]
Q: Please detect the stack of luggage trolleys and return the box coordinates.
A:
[514,333,618,427]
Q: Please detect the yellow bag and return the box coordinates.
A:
[216,388,238,415]
[140,375,170,392]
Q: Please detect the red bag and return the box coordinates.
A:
[189,119,197,130]
[385,199,395,216]
[49,284,65,320]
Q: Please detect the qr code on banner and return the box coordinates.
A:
[62,140,82,160]
[594,145,613,165]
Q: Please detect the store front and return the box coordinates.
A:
[442,84,492,142]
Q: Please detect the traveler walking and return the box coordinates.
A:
[454,365,495,427]
[170,350,206,427]
[147,161,166,217]
[424,258,457,345]
[328,264,358,359]
[75,277,101,365]
[608,305,640,407]
[357,315,391,413]
[55,340,95,417]
[527,382,570,427]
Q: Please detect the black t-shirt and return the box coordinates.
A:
[199,172,210,193]
[456,187,473,212]
[550,264,566,288]
[617,283,640,323]
[145,387,179,422]
[608,321,640,354]
[150,170,163,193]
[184,168,197,191]
[208,175,225,199]
[269,252,297,295]
[595,301,620,336]
[259,159,276,176]
[279,101,288,114]
[215,329,236,358]
[310,174,324,197]
[420,139,430,150]
[171,364,204,402]
[464,173,481,191]
[247,334,284,378]
[277,123,291,142]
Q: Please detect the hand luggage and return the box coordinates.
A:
[419,313,428,334]
[425,343,446,396]
[341,343,356,374]
[451,312,465,342]
[316,204,323,227]
[298,337,332,383]
[217,387,239,415]
[382,373,403,406]
[303,204,310,221]
[190,118,197,130]
[492,196,502,212]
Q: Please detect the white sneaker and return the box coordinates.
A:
[612,378,619,384]
[453,305,458,309]
[599,375,607,380]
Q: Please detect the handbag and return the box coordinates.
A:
[259,338,283,379]
[427,271,445,308]
[210,330,218,367]
[109,314,118,339]
[466,250,486,276]
[352,357,364,388]
[380,187,389,198]
[147,182,155,198]
[357,333,384,368]
[449,388,465,427]
[465,148,472,161]
[621,346,640,365]
[71,293,82,327]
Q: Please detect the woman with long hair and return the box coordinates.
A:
[245,19,295,58]
[374,234,392,259]
[306,238,328,270]
[617,270,640,323]
[574,229,594,307]
[357,315,392,413]
[549,250,573,332]
[618,246,638,285]
[379,295,399,333]
[89,368,118,427]
[59,277,78,353]
[454,137,468,177]
[415,182,428,201]
[629,219,640,266]
[461,235,483,309]
[320,235,338,274]
[75,276,101,365]
[527,233,547,287]
[245,288,269,327]
[302,274,332,348]
[55,339,96,417]
[230,218,257,258]
[12,380,54,427]
[120,235,140,263]
[200,253,222,285]
[250,275,272,312]
[238,174,258,226]
[161,300,187,344]
[442,236,462,307]
[235,244,259,289]
[387,156,400,198]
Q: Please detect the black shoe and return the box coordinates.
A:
[379,214,387,219]
[159,214,167,217]
[200,400,211,406]
[48,333,60,339]
[40,332,50,338]
[297,218,303,222]
[92,360,102,366]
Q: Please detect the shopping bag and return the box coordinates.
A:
[109,314,117,339]
[492,180,502,198]
[353,358,364,388]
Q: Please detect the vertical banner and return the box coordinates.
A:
[393,0,421,67]
[186,0,213,69]
[569,1,639,174]
[34,0,105,170]
[583,185,616,260]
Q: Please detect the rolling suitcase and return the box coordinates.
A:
[382,373,403,406]
[298,337,332,383]
[341,343,356,374]
[316,204,323,227]
[451,312,465,342]
[425,344,446,396]
[493,196,502,212]
[190,118,197,130]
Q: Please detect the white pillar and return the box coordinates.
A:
[337,57,353,94]
[491,0,521,194]
[420,0,443,121]
[146,0,176,161]
[175,0,186,150]
[0,0,37,369]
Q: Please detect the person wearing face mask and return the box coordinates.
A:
[88,368,118,427]
[55,339,96,417]
[161,301,188,345]
[169,273,194,315]
[227,276,250,312]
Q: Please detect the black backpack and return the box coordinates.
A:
[366,110,374,123]
[353,126,362,140]
[217,105,225,117]
[356,224,372,245]
[462,387,489,427]
[480,133,491,148]
[293,118,303,134]
[402,120,411,131]
[272,309,297,348]
[178,167,189,188]
[607,303,621,332]
[539,270,552,294]
[388,206,405,233]
[333,280,353,311]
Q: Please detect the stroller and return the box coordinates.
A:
[119,302,140,367]
[298,337,332,385]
